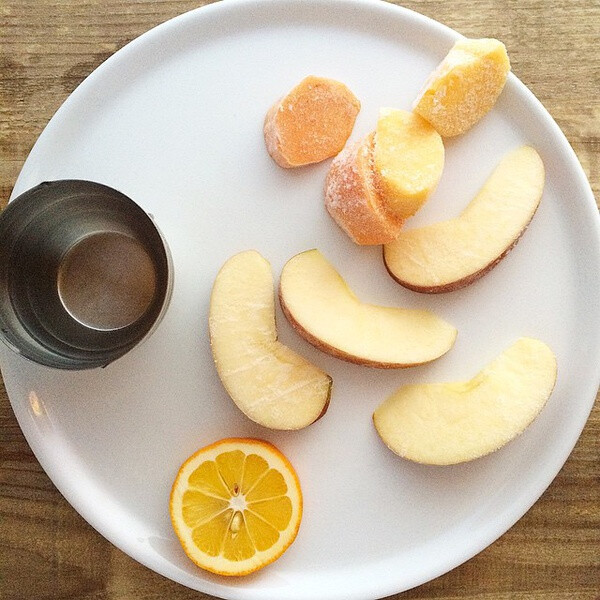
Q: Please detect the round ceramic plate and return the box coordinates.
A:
[3,1,599,598]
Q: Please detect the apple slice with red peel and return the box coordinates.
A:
[209,250,332,430]
[383,146,545,293]
[279,249,457,368]
[373,337,557,465]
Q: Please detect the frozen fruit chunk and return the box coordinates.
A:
[325,132,403,245]
[413,38,510,137]
[264,76,360,168]
[373,108,445,218]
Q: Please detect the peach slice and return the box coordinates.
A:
[373,108,445,219]
[383,146,544,293]
[413,38,511,137]
[264,76,361,168]
[325,132,404,245]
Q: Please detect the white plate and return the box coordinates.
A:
[3,1,600,598]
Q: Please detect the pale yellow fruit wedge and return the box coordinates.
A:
[413,38,510,137]
[373,338,557,465]
[383,146,544,293]
[279,249,456,368]
[373,108,445,219]
[209,250,332,430]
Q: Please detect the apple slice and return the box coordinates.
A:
[373,337,557,465]
[209,250,332,430]
[279,249,457,368]
[383,146,544,293]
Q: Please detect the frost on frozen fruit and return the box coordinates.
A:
[413,38,511,137]
[264,76,361,168]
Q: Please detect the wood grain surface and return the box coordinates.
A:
[1,1,599,599]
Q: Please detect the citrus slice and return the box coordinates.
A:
[169,438,303,576]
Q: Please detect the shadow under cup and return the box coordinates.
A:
[0,180,173,369]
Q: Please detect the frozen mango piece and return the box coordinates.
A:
[373,108,445,218]
[413,38,510,137]
[264,76,361,168]
[325,132,403,245]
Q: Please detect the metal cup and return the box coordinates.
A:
[0,180,173,369]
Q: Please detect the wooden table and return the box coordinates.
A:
[1,1,599,598]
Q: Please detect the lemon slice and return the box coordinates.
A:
[169,438,303,576]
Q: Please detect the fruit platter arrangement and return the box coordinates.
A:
[170,37,558,577]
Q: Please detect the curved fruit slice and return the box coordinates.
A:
[170,438,302,576]
[264,75,360,168]
[279,249,456,368]
[373,338,557,465]
[383,146,544,293]
[373,108,445,219]
[413,38,510,137]
[209,250,332,430]
[325,132,404,245]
